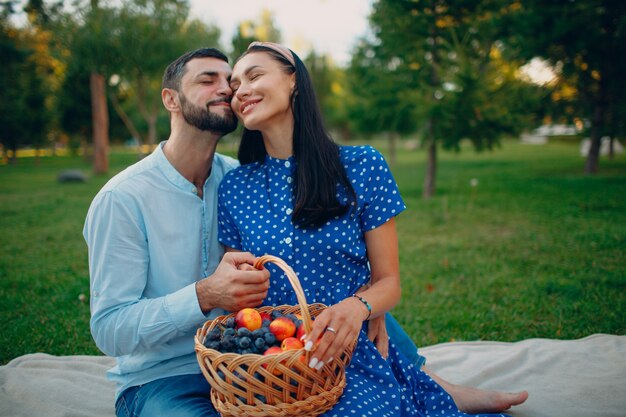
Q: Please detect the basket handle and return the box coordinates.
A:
[254,255,314,335]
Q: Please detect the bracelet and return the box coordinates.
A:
[352,294,372,320]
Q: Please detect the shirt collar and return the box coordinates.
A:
[154,141,199,194]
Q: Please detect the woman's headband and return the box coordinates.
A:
[248,41,295,66]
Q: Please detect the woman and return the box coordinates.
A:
[218,41,525,416]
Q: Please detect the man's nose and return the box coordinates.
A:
[217,79,233,97]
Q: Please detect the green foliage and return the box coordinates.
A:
[230,9,282,60]
[0,15,52,157]
[0,141,624,362]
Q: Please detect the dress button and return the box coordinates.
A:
[287,176,293,183]
[285,161,291,168]
[285,237,292,244]
[285,208,293,215]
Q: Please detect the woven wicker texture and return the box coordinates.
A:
[195,255,356,417]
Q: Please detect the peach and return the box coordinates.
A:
[296,322,306,340]
[235,308,262,331]
[269,317,296,342]
[263,346,284,375]
[260,312,272,322]
[281,337,304,351]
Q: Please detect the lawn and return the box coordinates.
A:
[1,139,624,364]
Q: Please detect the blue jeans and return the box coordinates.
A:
[115,373,218,417]
[386,312,427,368]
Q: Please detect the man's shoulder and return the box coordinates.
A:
[98,152,159,195]
[213,153,240,177]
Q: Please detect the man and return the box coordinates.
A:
[84,47,526,417]
[83,48,270,417]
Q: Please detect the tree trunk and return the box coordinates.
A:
[90,71,109,174]
[110,92,143,146]
[423,129,437,199]
[584,99,603,174]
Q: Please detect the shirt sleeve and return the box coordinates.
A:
[217,174,243,250]
[83,189,206,357]
[358,147,407,231]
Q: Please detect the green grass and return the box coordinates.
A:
[1,140,624,364]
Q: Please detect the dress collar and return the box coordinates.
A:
[264,154,296,173]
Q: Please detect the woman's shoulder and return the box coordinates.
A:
[339,145,387,168]
[219,161,263,190]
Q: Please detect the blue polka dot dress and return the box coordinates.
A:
[218,145,510,417]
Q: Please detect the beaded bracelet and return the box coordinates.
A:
[352,294,372,320]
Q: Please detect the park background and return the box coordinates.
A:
[1,0,624,364]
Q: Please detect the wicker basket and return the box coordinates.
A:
[195,255,356,417]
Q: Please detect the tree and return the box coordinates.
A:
[0,2,55,163]
[365,0,541,197]
[230,8,281,60]
[105,1,221,152]
[506,0,626,174]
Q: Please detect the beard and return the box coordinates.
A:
[179,93,238,134]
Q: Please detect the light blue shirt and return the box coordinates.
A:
[83,141,238,399]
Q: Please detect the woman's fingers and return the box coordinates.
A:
[304,305,359,370]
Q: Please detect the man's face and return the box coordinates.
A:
[178,57,237,134]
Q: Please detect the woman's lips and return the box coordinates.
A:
[240,98,261,115]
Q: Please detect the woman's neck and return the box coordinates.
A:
[261,117,294,159]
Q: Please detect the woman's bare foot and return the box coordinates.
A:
[445,384,528,414]
[423,366,528,413]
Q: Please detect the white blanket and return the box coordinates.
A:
[1,334,624,417]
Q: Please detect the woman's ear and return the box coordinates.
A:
[162,88,180,113]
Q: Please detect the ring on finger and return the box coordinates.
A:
[325,326,337,334]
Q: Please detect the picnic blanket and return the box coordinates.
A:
[1,334,624,417]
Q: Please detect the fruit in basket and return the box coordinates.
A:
[269,317,297,341]
[235,308,262,331]
[296,322,306,340]
[281,337,304,351]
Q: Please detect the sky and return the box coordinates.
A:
[189,0,374,66]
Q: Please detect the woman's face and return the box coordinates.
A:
[229,52,295,133]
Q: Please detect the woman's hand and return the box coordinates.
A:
[367,315,389,359]
[302,297,368,370]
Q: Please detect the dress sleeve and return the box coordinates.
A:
[218,173,243,250]
[358,147,407,231]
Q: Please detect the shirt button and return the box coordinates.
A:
[192,188,197,194]
[285,237,292,244]
[286,208,293,215]
[285,161,291,168]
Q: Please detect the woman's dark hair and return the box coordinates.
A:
[237,45,356,229]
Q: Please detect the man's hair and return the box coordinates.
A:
[162,48,228,91]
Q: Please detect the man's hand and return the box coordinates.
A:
[196,252,270,313]
[367,315,389,359]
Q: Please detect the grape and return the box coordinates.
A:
[262,319,271,327]
[264,332,277,346]
[225,317,236,328]
[270,311,283,320]
[207,328,222,341]
[240,348,253,354]
[223,328,236,337]
[285,314,298,323]
[205,340,221,350]
[237,327,252,337]
[251,328,265,339]
[238,336,252,349]
[254,338,266,350]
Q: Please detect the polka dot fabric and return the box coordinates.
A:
[218,146,509,417]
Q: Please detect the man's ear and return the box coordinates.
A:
[162,88,180,113]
